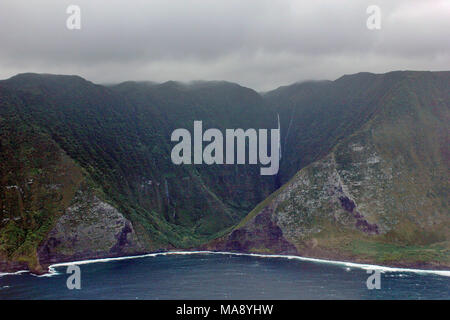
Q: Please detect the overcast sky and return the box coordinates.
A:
[0,0,448,90]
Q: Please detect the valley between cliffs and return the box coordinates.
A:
[1,71,448,274]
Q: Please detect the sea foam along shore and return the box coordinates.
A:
[1,251,449,278]
[0,270,28,278]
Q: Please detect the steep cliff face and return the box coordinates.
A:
[0,94,83,272]
[38,188,144,267]
[1,71,449,272]
[0,74,277,247]
[0,75,277,272]
[0,94,146,272]
[210,72,450,269]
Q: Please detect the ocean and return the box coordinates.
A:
[1,252,449,299]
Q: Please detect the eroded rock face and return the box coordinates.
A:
[0,259,28,274]
[38,191,143,266]
[213,205,297,254]
[210,77,450,268]
[209,147,387,255]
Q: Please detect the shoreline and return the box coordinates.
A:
[1,250,450,278]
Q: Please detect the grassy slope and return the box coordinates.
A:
[219,71,449,268]
[0,90,84,272]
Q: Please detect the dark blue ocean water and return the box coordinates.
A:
[1,253,449,299]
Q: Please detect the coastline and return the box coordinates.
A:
[2,250,450,278]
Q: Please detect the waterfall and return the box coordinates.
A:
[164,179,169,202]
[277,113,282,160]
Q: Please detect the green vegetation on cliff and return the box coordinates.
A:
[0,71,448,271]
[215,71,449,269]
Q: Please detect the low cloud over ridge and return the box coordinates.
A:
[0,0,448,90]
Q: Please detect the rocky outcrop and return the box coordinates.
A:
[209,205,297,254]
[0,258,28,274]
[210,150,383,255]
[38,191,144,266]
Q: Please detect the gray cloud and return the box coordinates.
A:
[0,0,448,90]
